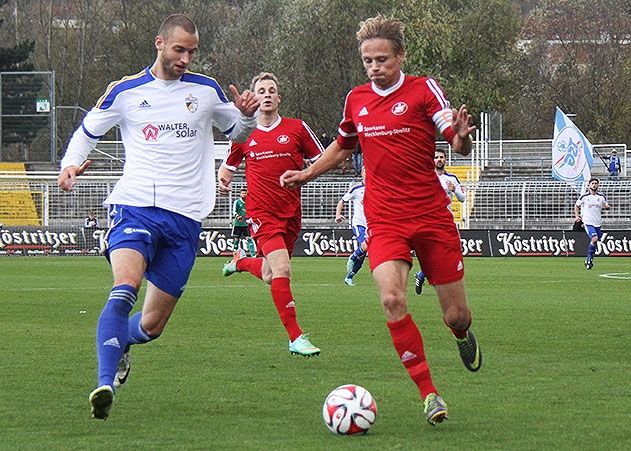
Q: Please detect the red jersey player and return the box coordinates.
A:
[218,72,323,356]
[281,15,482,426]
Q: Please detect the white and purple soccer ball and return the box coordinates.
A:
[322,384,377,435]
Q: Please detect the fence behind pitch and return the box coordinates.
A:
[0,173,629,230]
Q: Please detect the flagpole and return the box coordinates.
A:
[591,146,609,169]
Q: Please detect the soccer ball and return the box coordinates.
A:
[322,384,377,435]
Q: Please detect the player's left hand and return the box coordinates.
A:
[229,84,260,117]
[447,180,455,192]
[280,170,307,189]
[452,104,476,138]
[218,176,231,195]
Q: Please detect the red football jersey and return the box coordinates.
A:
[223,116,323,219]
[337,74,456,223]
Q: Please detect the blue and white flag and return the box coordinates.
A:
[552,107,593,183]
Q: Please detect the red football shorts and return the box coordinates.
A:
[248,213,301,257]
[367,207,464,286]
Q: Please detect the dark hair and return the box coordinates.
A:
[435,149,446,157]
[158,14,197,38]
[588,177,599,183]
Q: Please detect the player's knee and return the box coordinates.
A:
[444,305,471,331]
[112,277,142,291]
[140,314,168,337]
[271,261,291,278]
[380,291,406,315]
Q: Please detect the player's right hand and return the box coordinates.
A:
[58,160,91,192]
[335,215,345,223]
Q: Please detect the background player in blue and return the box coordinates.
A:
[606,149,621,179]
[575,178,611,269]
[415,149,466,294]
[57,14,259,420]
[335,167,367,286]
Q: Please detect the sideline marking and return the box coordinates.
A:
[599,273,631,280]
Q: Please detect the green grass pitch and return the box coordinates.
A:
[1,256,630,450]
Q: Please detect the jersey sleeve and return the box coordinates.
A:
[300,121,325,162]
[424,78,456,144]
[451,175,466,202]
[221,141,245,172]
[336,91,359,150]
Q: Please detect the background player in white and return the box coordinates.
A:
[335,167,368,286]
[219,72,323,356]
[57,14,259,420]
[575,178,611,269]
[415,149,466,294]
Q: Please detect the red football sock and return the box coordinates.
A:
[270,277,302,341]
[387,313,437,398]
[236,257,264,280]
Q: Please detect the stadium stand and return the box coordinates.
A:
[2,139,627,230]
[0,163,41,226]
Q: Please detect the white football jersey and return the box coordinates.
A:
[342,183,367,228]
[438,172,466,203]
[576,192,608,227]
[61,67,256,222]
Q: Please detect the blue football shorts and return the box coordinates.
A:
[584,224,602,240]
[105,205,201,298]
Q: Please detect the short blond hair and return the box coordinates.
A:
[250,72,279,92]
[356,14,405,54]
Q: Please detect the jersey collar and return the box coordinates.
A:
[256,115,282,131]
[371,71,405,97]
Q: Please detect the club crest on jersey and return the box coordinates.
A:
[391,102,408,115]
[277,135,290,144]
[185,94,198,113]
[142,123,159,141]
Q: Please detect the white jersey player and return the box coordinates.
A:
[57,14,259,420]
[336,167,368,286]
[435,150,466,204]
[414,149,466,295]
[575,178,611,270]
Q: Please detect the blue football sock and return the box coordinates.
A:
[96,284,137,389]
[352,251,366,275]
[587,243,596,261]
[128,311,160,348]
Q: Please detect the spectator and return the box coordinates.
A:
[320,132,332,148]
[84,210,100,229]
[607,149,621,179]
